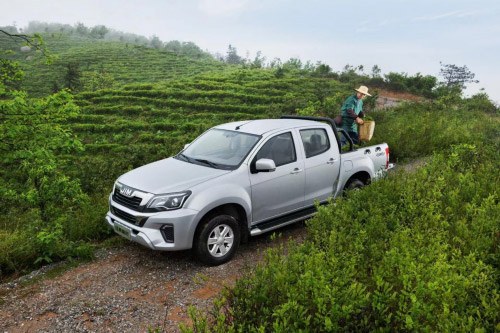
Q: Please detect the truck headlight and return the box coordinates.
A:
[145,191,191,212]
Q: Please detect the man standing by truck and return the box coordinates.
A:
[341,85,372,144]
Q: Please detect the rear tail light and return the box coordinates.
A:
[385,147,390,169]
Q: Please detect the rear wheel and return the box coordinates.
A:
[194,215,240,265]
[345,179,365,192]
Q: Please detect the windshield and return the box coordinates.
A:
[177,129,261,170]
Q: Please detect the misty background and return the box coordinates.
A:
[2,0,499,101]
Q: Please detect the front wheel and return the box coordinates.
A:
[194,215,240,265]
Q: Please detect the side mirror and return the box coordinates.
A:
[184,143,190,150]
[255,158,276,172]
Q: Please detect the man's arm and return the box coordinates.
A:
[346,109,358,119]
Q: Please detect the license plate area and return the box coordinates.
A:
[114,221,132,240]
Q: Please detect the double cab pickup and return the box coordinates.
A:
[106,116,390,265]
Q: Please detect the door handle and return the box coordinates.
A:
[290,168,303,174]
[327,158,336,164]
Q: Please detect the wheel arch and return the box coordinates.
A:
[343,171,371,190]
[194,203,249,244]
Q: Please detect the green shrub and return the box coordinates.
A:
[185,145,499,332]
[370,101,498,161]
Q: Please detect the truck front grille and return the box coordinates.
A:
[111,206,148,227]
[113,189,142,210]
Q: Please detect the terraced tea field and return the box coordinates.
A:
[0,33,224,96]
[70,69,348,193]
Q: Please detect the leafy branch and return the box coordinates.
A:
[0,29,52,62]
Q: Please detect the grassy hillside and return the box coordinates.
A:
[0,32,224,96]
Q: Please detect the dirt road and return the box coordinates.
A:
[0,223,307,333]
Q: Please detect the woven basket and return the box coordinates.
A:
[359,121,375,142]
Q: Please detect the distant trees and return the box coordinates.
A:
[250,51,266,69]
[225,45,244,65]
[75,22,89,35]
[439,62,479,90]
[164,40,211,59]
[150,35,163,49]
[90,25,109,39]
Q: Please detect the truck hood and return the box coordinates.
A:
[117,157,230,194]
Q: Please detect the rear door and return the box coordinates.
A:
[299,127,341,206]
[249,131,305,223]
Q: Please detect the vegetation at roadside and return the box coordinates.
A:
[182,102,499,331]
[185,142,499,332]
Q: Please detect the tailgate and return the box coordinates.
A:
[363,143,390,178]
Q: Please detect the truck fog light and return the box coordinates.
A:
[160,224,175,243]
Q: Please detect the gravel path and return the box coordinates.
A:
[0,222,307,333]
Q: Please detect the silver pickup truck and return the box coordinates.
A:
[105,116,390,265]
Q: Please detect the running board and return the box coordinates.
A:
[250,206,317,236]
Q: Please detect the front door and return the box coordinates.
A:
[249,131,305,223]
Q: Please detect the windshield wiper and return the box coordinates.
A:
[177,153,194,163]
[194,158,220,169]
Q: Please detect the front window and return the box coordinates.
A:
[177,129,261,170]
[254,132,296,167]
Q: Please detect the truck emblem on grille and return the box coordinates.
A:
[120,187,134,197]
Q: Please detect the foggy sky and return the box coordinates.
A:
[2,0,499,102]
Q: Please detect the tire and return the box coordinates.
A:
[194,214,240,266]
[345,179,365,192]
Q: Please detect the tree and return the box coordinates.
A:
[75,22,89,36]
[0,30,88,268]
[439,62,479,90]
[371,65,382,78]
[0,59,24,91]
[90,25,109,39]
[0,56,87,226]
[225,45,244,65]
[82,68,115,91]
[0,29,51,94]
[250,51,266,68]
[149,35,163,49]
[312,62,332,77]
[283,58,303,71]
[165,40,182,53]
[0,28,49,58]
[64,62,82,92]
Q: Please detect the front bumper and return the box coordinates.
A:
[106,196,199,251]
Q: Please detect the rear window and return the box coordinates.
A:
[300,129,330,158]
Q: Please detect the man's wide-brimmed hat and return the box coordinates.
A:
[355,85,372,97]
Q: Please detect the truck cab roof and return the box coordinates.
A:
[215,119,327,136]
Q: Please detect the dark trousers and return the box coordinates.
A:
[341,131,360,146]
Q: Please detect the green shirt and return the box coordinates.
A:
[341,94,363,133]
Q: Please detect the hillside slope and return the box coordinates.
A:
[0,33,225,96]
